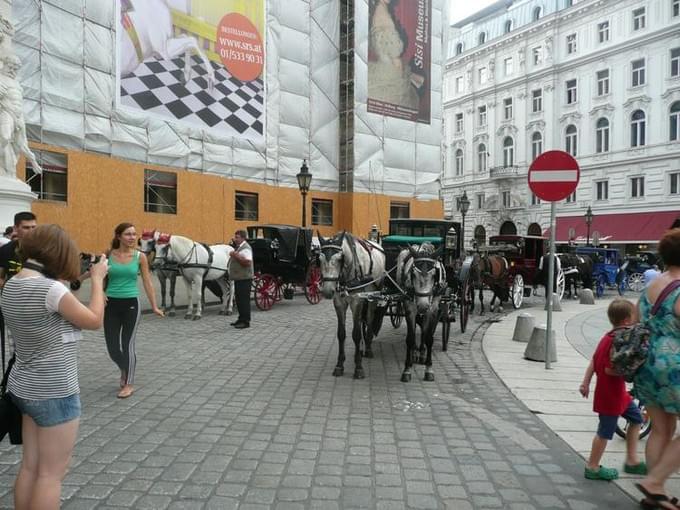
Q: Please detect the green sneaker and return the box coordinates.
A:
[624,462,648,475]
[585,466,619,480]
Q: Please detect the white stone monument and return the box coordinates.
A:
[0,10,41,228]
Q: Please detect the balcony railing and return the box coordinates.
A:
[489,165,520,179]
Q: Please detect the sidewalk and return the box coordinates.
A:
[482,294,680,504]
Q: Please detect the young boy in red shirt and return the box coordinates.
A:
[579,298,647,480]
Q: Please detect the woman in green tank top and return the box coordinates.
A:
[104,223,163,399]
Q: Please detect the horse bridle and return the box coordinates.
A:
[319,243,346,289]
[408,256,443,298]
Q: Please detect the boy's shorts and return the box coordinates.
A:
[597,401,644,440]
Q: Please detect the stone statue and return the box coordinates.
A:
[544,36,553,63]
[488,58,495,82]
[0,54,41,177]
[518,48,526,69]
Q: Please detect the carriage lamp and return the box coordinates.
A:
[296,159,312,227]
[459,190,470,250]
[584,206,594,247]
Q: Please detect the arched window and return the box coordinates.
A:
[504,20,513,33]
[527,223,542,236]
[596,118,610,153]
[479,32,487,45]
[631,109,646,147]
[670,101,680,142]
[474,225,487,247]
[531,132,543,161]
[503,137,514,167]
[500,221,517,235]
[455,149,464,176]
[478,143,487,172]
[565,124,578,156]
[533,6,542,21]
[456,42,463,55]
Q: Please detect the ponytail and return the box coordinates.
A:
[111,222,134,251]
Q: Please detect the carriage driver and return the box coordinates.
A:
[228,230,253,329]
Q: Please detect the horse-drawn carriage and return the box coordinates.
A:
[573,246,626,297]
[247,224,323,310]
[621,251,661,292]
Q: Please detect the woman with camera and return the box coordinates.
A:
[104,223,163,399]
[2,224,108,510]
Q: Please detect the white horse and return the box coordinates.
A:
[155,234,234,320]
[140,230,180,316]
[120,0,215,90]
[318,232,385,379]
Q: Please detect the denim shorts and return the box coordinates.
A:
[9,393,81,427]
[597,401,644,440]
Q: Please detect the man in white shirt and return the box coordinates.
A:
[228,230,253,329]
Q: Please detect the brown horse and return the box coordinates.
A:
[470,253,510,313]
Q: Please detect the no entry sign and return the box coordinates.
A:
[528,150,580,202]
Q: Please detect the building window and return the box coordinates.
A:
[144,170,177,214]
[25,150,68,202]
[631,176,645,198]
[504,20,513,33]
[390,201,410,218]
[504,57,513,76]
[455,149,464,176]
[632,58,646,87]
[533,6,542,21]
[479,32,486,45]
[503,137,514,167]
[456,43,463,55]
[566,191,576,203]
[477,193,485,209]
[596,180,609,201]
[631,110,646,147]
[455,76,463,93]
[566,33,577,54]
[532,47,542,66]
[455,113,464,133]
[503,97,513,120]
[478,105,487,126]
[531,193,541,206]
[531,132,543,161]
[566,79,577,104]
[597,69,610,96]
[670,101,680,141]
[478,143,487,172]
[478,67,488,84]
[532,89,543,113]
[596,118,610,153]
[674,0,680,17]
[502,190,511,208]
[598,21,610,43]
[566,0,573,6]
[311,199,333,226]
[565,125,578,157]
[671,172,680,194]
[633,7,646,30]
[671,47,680,77]
[235,191,258,220]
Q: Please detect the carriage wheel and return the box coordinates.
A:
[628,272,645,293]
[459,278,471,334]
[390,301,403,328]
[511,274,524,309]
[556,268,566,302]
[596,274,606,298]
[273,277,284,302]
[304,266,323,304]
[253,274,277,311]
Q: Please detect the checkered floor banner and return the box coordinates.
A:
[120,55,264,140]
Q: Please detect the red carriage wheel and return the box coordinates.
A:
[305,266,323,304]
[253,274,277,311]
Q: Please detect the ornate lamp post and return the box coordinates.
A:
[584,205,594,246]
[459,190,471,250]
[296,159,312,227]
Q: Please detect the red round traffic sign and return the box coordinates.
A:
[528,150,580,202]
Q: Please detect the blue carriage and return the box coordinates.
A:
[574,246,626,297]
[620,251,661,292]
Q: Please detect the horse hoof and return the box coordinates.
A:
[332,367,344,377]
[218,310,226,316]
[353,370,365,380]
[192,316,201,321]
[401,373,411,383]
[226,310,233,316]
[424,372,435,382]
[168,311,176,317]
[184,315,192,320]
[364,350,373,359]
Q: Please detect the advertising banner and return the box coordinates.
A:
[367,0,431,124]
[116,0,265,142]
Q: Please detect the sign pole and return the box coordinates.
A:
[545,202,556,370]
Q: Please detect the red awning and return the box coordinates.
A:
[552,211,680,243]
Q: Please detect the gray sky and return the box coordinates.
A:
[449,0,498,24]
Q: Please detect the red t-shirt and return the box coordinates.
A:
[592,329,632,415]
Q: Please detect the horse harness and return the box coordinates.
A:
[402,254,444,299]
[321,233,382,293]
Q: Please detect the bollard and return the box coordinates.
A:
[544,293,562,312]
[579,288,595,305]
[512,313,535,343]
[524,324,557,362]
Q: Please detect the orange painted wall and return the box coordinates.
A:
[21,145,443,252]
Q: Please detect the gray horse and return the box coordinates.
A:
[318,232,385,379]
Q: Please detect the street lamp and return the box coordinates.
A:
[459,190,471,250]
[584,205,594,246]
[296,159,312,227]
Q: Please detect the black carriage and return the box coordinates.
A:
[380,218,473,350]
[247,224,322,310]
[621,251,661,292]
[486,235,554,308]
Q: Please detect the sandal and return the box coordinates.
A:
[117,385,134,399]
[636,484,680,509]
[585,466,619,481]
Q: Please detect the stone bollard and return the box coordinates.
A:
[524,324,557,362]
[512,313,535,343]
[544,293,562,312]
[579,288,595,305]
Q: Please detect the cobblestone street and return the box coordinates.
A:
[0,298,634,509]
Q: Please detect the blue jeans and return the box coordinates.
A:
[9,393,81,427]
